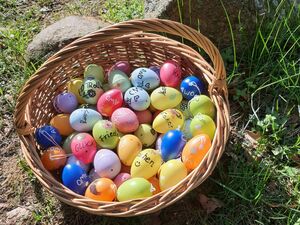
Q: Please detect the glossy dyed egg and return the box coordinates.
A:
[67,78,85,104]
[175,100,192,118]
[130,68,160,91]
[41,147,67,171]
[117,178,153,201]
[35,125,62,148]
[134,110,152,124]
[111,108,139,133]
[149,66,160,77]
[182,134,211,171]
[89,169,100,182]
[190,114,216,140]
[180,76,205,100]
[152,109,184,133]
[124,87,150,111]
[134,124,157,147]
[148,176,161,195]
[161,130,186,161]
[181,119,193,140]
[67,155,90,172]
[63,132,79,154]
[109,61,132,76]
[81,77,104,104]
[159,159,187,191]
[50,114,74,136]
[160,60,182,87]
[113,173,131,188]
[92,120,119,149]
[62,163,90,195]
[70,108,102,132]
[53,92,78,113]
[117,135,142,166]
[84,64,104,83]
[150,87,182,110]
[131,149,163,179]
[97,89,123,117]
[188,95,215,118]
[94,149,121,179]
[108,70,131,93]
[71,133,97,164]
[85,178,117,201]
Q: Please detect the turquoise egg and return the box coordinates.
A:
[130,68,160,91]
[124,87,150,111]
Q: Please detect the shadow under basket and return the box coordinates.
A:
[14,19,230,217]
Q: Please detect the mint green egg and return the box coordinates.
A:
[108,70,131,93]
[117,178,153,201]
[190,114,216,140]
[81,77,104,104]
[188,95,215,118]
[62,132,79,154]
[84,64,104,83]
[92,120,119,149]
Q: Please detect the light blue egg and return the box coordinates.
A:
[69,108,102,132]
[130,68,160,91]
[124,87,150,111]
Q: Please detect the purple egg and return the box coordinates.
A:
[109,61,132,76]
[149,66,160,77]
[53,92,78,113]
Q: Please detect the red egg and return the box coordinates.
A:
[160,60,182,87]
[97,89,123,117]
[111,107,139,133]
[134,110,153,124]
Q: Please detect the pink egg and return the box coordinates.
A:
[113,173,131,188]
[71,133,97,164]
[97,89,123,117]
[111,107,139,133]
[134,110,153,124]
[160,60,182,87]
[108,61,132,76]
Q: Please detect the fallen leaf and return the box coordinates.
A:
[244,130,261,148]
[198,193,223,214]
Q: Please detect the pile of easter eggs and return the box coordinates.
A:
[35,60,216,202]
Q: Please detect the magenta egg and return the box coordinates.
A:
[160,60,182,87]
[113,173,131,188]
[134,110,153,124]
[71,133,97,164]
[111,107,139,133]
[94,149,121,179]
[109,61,132,76]
[53,92,78,113]
[97,89,123,117]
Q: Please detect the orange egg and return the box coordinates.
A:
[148,176,161,195]
[50,114,74,136]
[85,178,117,201]
[41,147,67,171]
[181,134,211,171]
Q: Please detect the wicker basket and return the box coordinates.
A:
[14,19,230,217]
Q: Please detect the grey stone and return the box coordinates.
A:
[26,16,110,61]
[6,206,32,224]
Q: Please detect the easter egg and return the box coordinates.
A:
[50,114,74,136]
[113,173,131,188]
[180,76,205,100]
[89,169,100,182]
[155,134,163,153]
[148,176,160,195]
[161,130,186,161]
[111,108,139,133]
[97,89,123,117]
[160,60,182,87]
[190,114,216,140]
[67,78,85,104]
[35,125,62,148]
[84,64,104,83]
[63,132,79,154]
[41,147,67,171]
[53,92,78,113]
[134,110,152,124]
[71,133,97,164]
[117,178,153,201]
[67,155,90,172]
[62,163,90,195]
[108,70,131,93]
[124,87,150,111]
[175,100,192,118]
[149,66,160,77]
[150,87,182,110]
[94,149,121,179]
[109,61,132,76]
[182,134,211,171]
[92,120,119,149]
[117,135,142,166]
[134,124,157,147]
[131,149,163,179]
[159,159,187,191]
[188,95,215,118]
[85,178,117,201]
[152,109,184,133]
[181,119,193,140]
[130,68,160,91]
[70,108,102,132]
[81,77,104,104]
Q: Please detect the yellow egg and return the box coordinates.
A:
[150,87,182,110]
[131,149,163,179]
[159,159,187,191]
[67,78,85,104]
[117,135,142,166]
[190,114,216,140]
[152,109,184,133]
[134,124,157,147]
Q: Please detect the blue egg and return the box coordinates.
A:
[69,108,102,132]
[62,163,90,195]
[35,125,62,149]
[180,76,205,100]
[161,130,186,162]
[130,68,160,91]
[124,87,151,111]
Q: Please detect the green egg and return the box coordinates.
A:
[62,132,79,154]
[188,95,215,118]
[117,178,153,201]
[190,114,216,140]
[92,120,119,149]
[134,124,157,147]
[108,70,131,93]
[84,64,104,83]
[175,100,192,118]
